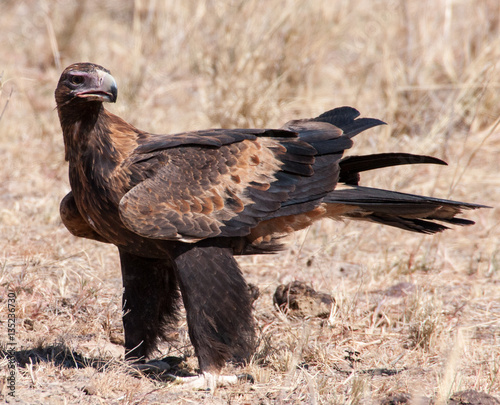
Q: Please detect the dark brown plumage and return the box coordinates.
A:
[55,63,485,385]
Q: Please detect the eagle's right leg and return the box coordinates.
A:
[173,245,255,390]
[118,250,180,363]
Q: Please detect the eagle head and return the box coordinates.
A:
[55,63,118,108]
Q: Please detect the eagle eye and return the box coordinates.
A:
[69,75,85,86]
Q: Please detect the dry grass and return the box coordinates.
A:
[0,0,499,403]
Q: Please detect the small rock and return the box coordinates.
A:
[82,384,98,395]
[273,281,334,318]
[379,393,413,405]
[379,390,500,405]
[380,393,431,405]
[383,282,416,297]
[448,390,500,405]
[23,319,34,331]
[109,331,125,345]
[247,283,260,303]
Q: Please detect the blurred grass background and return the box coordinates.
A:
[0,0,499,403]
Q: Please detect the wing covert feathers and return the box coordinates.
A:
[120,135,314,241]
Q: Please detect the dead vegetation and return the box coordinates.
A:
[0,0,499,403]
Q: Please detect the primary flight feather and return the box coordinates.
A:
[55,62,485,387]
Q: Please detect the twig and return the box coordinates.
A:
[0,72,13,125]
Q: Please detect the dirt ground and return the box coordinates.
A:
[0,1,499,404]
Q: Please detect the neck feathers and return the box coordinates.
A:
[59,103,139,167]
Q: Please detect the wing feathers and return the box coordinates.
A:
[312,106,386,137]
[134,128,298,154]
[117,108,482,243]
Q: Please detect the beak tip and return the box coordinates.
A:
[103,72,118,103]
[110,85,118,103]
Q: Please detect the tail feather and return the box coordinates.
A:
[325,185,486,234]
[339,153,447,185]
[363,214,451,234]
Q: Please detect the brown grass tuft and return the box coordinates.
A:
[405,289,443,351]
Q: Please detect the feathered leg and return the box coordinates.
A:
[174,245,255,388]
[119,249,180,362]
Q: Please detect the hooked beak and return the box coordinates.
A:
[76,70,118,103]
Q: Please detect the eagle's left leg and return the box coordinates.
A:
[173,245,255,390]
[118,249,180,363]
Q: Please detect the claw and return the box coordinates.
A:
[171,371,254,391]
[236,373,255,383]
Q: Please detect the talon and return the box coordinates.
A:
[128,359,174,379]
[236,373,255,383]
